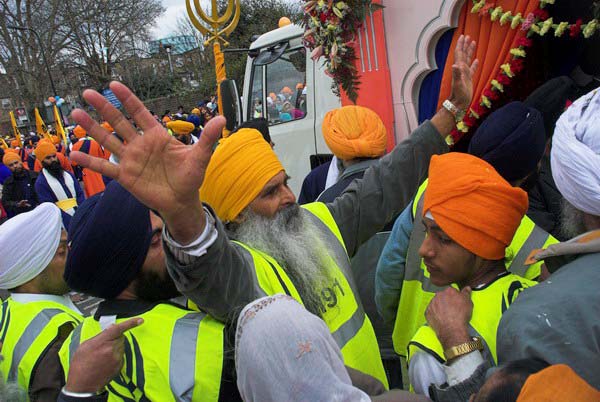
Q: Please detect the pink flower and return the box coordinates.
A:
[521,13,535,31]
[310,45,324,61]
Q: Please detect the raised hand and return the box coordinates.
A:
[449,35,479,111]
[65,317,144,393]
[70,82,226,243]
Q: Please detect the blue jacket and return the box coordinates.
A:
[35,170,85,229]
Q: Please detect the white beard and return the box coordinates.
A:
[230,204,332,316]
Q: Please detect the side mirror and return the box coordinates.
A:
[220,79,242,131]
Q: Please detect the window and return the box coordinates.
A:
[249,65,264,119]
[264,47,307,126]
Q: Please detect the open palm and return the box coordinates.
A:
[70,82,225,216]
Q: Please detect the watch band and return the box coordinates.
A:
[444,337,483,361]
[442,99,466,121]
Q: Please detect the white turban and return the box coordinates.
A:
[0,203,62,290]
[551,89,600,216]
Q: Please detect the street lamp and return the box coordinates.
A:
[8,25,65,126]
[164,44,174,75]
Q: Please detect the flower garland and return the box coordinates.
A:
[302,0,379,103]
[447,0,599,144]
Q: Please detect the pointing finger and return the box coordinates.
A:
[102,318,144,341]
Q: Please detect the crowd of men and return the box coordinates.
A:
[0,35,599,402]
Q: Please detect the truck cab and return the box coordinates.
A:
[241,24,341,195]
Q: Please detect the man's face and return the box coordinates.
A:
[419,217,479,287]
[6,159,23,173]
[41,231,70,295]
[42,153,58,166]
[246,171,296,219]
[134,212,179,301]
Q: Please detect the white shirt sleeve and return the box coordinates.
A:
[162,206,218,265]
[409,351,447,398]
[443,350,485,385]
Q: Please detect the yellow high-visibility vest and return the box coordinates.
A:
[59,303,224,402]
[0,297,82,397]
[392,180,557,357]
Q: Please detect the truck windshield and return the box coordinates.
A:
[250,47,307,126]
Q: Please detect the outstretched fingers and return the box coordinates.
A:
[110,82,161,134]
[70,151,120,180]
[80,89,139,143]
[191,115,226,164]
[71,109,124,157]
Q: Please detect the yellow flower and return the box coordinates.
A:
[457,121,469,133]
[491,6,504,21]
[511,13,523,29]
[481,96,492,109]
[491,80,504,92]
[555,22,569,37]
[583,20,598,39]
[500,11,513,26]
[445,135,455,146]
[470,108,480,120]
[501,63,514,78]
[471,0,485,13]
[510,48,526,58]
[540,18,554,36]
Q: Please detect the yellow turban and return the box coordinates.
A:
[167,120,195,135]
[35,140,57,163]
[322,105,387,160]
[191,108,201,115]
[200,128,284,222]
[73,125,87,139]
[2,151,20,166]
[10,139,20,148]
[424,153,528,260]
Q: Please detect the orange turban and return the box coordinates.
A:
[35,140,57,163]
[281,86,292,95]
[191,108,201,115]
[322,105,387,161]
[2,151,20,166]
[73,125,87,139]
[101,121,114,133]
[200,128,284,222]
[517,365,600,401]
[424,153,528,260]
[167,120,195,135]
[51,135,60,145]
[269,92,277,101]
[10,139,19,148]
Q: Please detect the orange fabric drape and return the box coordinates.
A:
[437,0,540,111]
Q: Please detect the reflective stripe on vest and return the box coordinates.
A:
[0,298,82,392]
[60,303,224,402]
[392,181,556,357]
[234,202,388,388]
[407,273,536,368]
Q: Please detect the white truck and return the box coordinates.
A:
[221,0,468,194]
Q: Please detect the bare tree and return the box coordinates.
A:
[60,0,164,88]
[0,0,72,106]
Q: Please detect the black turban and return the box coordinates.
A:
[469,101,546,183]
[65,181,152,299]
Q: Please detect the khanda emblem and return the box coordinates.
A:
[186,0,241,47]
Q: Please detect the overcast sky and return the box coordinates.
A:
[151,0,192,39]
[152,0,298,39]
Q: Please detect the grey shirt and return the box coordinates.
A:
[497,251,600,389]
[165,121,448,322]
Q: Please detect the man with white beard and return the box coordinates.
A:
[68,37,478,391]
[495,88,600,389]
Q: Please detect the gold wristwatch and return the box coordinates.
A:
[444,337,483,361]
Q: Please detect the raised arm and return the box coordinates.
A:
[329,35,478,256]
